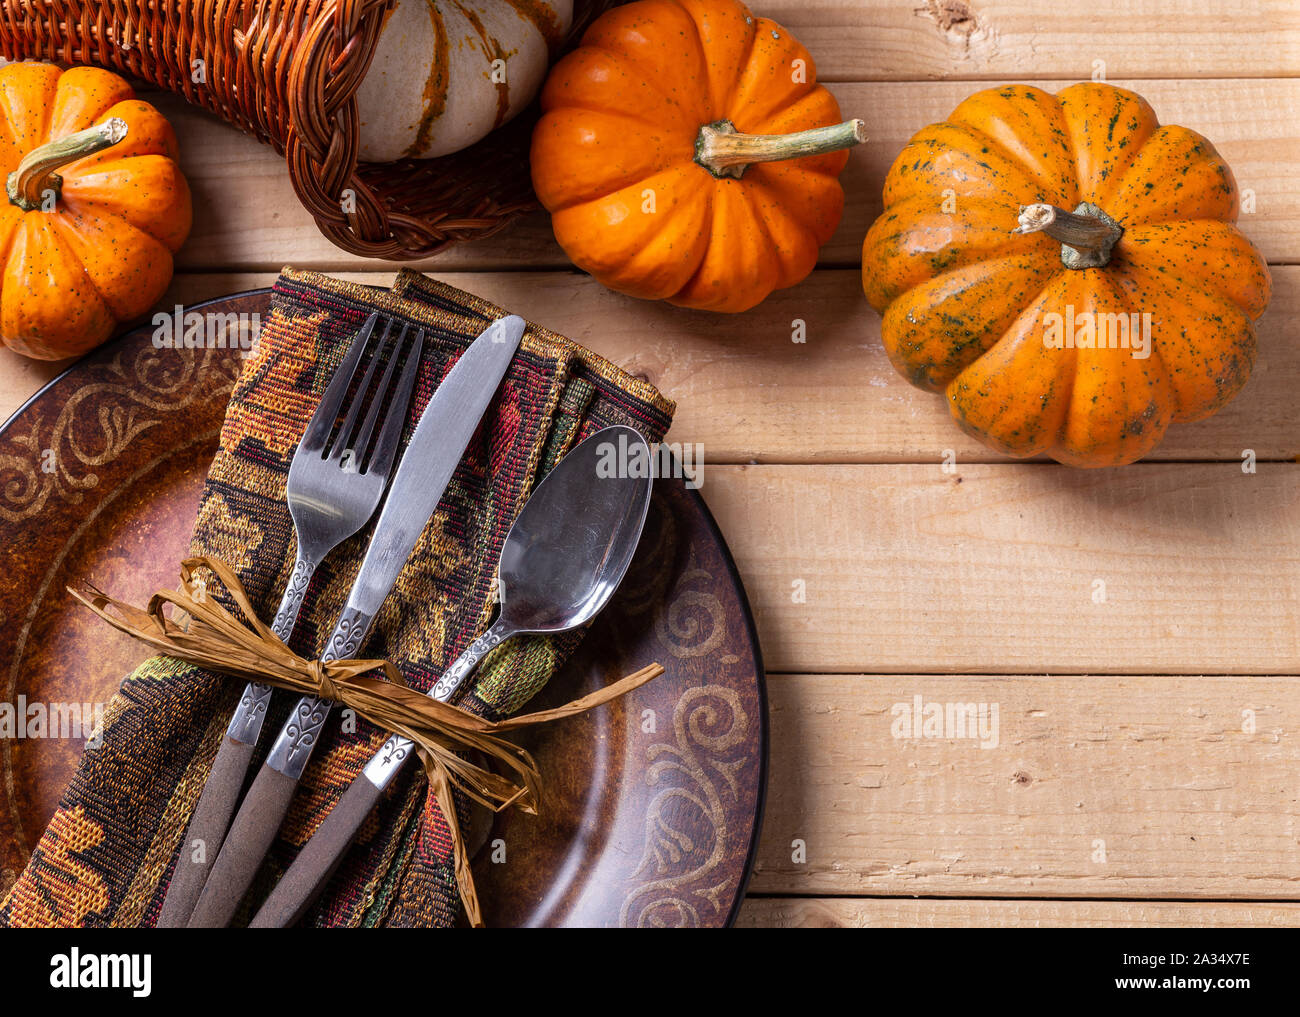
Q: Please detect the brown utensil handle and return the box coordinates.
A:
[249,775,384,928]
[157,735,257,927]
[187,762,299,927]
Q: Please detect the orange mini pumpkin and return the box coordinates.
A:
[530,0,863,313]
[0,63,191,360]
[862,82,1271,467]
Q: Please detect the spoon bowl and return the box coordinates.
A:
[429,424,653,702]
[498,425,652,633]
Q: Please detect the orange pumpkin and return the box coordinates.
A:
[530,0,863,313]
[0,63,191,360]
[862,82,1272,468]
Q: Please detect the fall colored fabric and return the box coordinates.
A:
[0,268,673,927]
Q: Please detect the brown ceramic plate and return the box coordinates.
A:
[0,291,766,928]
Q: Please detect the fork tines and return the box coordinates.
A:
[304,314,426,478]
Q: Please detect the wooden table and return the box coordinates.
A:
[3,1,1299,927]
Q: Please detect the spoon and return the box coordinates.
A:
[249,424,654,926]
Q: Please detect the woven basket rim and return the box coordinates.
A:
[0,0,617,259]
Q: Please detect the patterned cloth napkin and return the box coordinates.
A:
[0,268,674,927]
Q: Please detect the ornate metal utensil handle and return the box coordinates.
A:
[225,557,316,744]
[362,621,512,791]
[264,604,374,779]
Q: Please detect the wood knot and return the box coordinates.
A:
[914,0,997,56]
[917,0,977,35]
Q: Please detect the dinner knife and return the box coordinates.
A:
[185,314,525,927]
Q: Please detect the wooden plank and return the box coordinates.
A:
[751,675,1300,898]
[12,320,1295,673]
[758,1,1300,83]
[6,268,1294,463]
[8,268,1299,463]
[155,78,1300,272]
[737,897,1300,927]
[702,464,1300,674]
[5,2,1297,83]
[140,269,1300,467]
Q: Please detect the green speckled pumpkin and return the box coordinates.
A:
[862,82,1271,468]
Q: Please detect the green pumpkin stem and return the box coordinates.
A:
[1014,202,1123,269]
[6,118,129,212]
[695,118,867,180]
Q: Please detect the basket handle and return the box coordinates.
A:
[280,0,406,255]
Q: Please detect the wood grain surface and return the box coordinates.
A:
[754,675,1300,898]
[0,1,1296,927]
[86,269,1300,464]
[738,899,1300,928]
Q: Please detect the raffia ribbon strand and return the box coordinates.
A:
[69,555,665,927]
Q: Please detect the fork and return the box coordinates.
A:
[156,313,425,927]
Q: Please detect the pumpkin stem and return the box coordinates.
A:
[1014,202,1123,269]
[695,119,866,180]
[6,118,129,212]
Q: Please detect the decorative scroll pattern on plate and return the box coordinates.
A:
[620,683,750,928]
[0,345,241,523]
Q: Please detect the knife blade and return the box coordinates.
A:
[185,313,525,927]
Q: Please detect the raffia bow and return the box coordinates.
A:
[69,555,664,927]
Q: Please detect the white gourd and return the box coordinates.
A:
[356,0,573,162]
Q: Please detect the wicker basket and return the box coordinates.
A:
[0,0,612,259]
